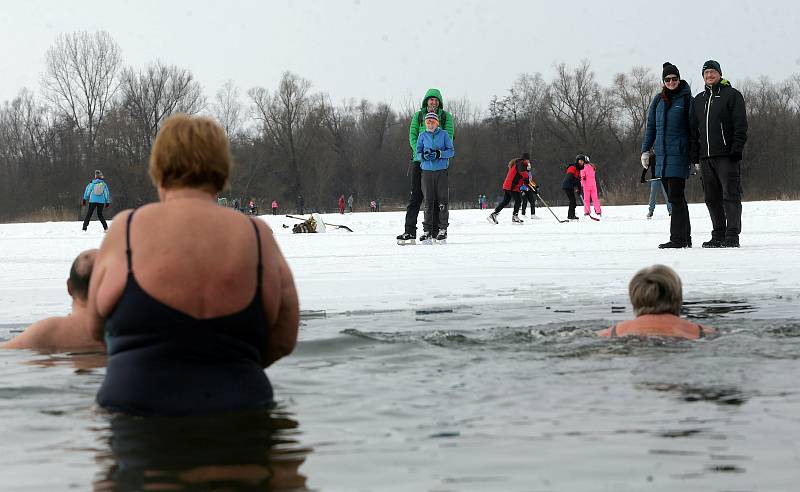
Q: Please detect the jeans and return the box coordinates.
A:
[648,180,672,214]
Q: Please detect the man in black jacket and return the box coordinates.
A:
[690,60,748,248]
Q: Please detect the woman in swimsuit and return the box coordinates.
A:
[598,264,713,340]
[86,114,299,416]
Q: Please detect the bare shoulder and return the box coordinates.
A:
[2,317,62,349]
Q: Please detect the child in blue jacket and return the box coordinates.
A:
[415,112,455,242]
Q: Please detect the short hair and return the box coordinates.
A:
[628,264,682,316]
[68,249,97,301]
[149,114,231,193]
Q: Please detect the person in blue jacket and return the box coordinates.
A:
[82,169,111,231]
[415,112,455,242]
[641,62,694,249]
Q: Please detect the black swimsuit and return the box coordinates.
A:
[96,210,272,416]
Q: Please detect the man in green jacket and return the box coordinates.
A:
[396,88,455,244]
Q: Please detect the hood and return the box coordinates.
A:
[706,78,732,92]
[674,80,692,97]
[421,88,444,110]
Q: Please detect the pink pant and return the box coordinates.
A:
[583,186,601,215]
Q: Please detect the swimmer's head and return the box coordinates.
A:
[67,249,98,302]
[629,264,682,316]
[149,114,232,194]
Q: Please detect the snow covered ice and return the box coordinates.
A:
[2,200,798,327]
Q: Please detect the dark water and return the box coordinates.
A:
[1,296,800,491]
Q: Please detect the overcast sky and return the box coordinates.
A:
[1,0,798,111]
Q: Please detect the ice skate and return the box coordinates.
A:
[419,232,434,245]
[512,214,524,224]
[396,232,415,245]
[487,212,498,224]
[434,229,447,244]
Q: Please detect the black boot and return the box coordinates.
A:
[702,239,724,248]
[659,241,690,249]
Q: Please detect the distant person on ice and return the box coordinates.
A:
[338,194,345,214]
[562,156,585,220]
[415,112,455,242]
[690,60,748,248]
[86,114,299,416]
[580,157,602,217]
[487,153,530,224]
[82,170,111,231]
[520,159,538,219]
[396,88,455,244]
[347,194,354,213]
[271,199,278,215]
[642,62,693,248]
[640,153,672,219]
[2,249,103,351]
[598,264,713,340]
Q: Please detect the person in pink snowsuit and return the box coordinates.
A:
[580,160,602,216]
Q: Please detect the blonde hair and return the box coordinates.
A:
[149,114,231,193]
[628,264,683,316]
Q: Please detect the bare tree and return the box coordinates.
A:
[547,60,613,150]
[210,79,243,139]
[42,30,121,154]
[120,61,206,146]
[248,71,320,198]
[512,73,548,153]
[608,66,659,152]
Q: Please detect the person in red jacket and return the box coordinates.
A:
[338,195,345,214]
[487,153,530,224]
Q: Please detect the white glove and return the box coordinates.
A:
[694,163,701,173]
[640,152,650,169]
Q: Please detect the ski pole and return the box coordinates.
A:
[533,193,568,223]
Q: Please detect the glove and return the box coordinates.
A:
[729,151,742,162]
[105,203,110,208]
[428,149,441,159]
[693,163,701,174]
[641,152,650,169]
[81,200,86,206]
[520,185,528,192]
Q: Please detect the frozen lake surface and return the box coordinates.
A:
[1,201,799,490]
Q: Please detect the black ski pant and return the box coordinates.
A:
[494,190,521,215]
[404,162,438,235]
[421,168,449,233]
[564,189,578,218]
[662,177,691,245]
[83,203,108,230]
[700,156,742,241]
[272,208,278,215]
[520,189,537,214]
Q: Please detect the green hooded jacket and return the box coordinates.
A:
[409,88,455,162]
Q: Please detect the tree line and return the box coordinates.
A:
[1,30,799,222]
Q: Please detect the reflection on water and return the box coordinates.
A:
[94,409,311,491]
[636,382,749,406]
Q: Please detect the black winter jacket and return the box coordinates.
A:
[690,80,748,162]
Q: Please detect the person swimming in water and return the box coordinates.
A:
[86,114,300,416]
[3,249,103,352]
[598,264,713,340]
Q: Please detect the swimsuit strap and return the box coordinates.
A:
[249,219,263,290]
[125,209,137,272]
[610,323,618,338]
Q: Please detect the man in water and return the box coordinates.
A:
[2,249,103,351]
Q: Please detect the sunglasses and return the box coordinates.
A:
[664,76,679,83]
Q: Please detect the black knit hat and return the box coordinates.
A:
[702,60,722,77]
[521,152,530,161]
[662,62,680,80]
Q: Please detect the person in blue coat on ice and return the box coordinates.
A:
[82,169,111,231]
